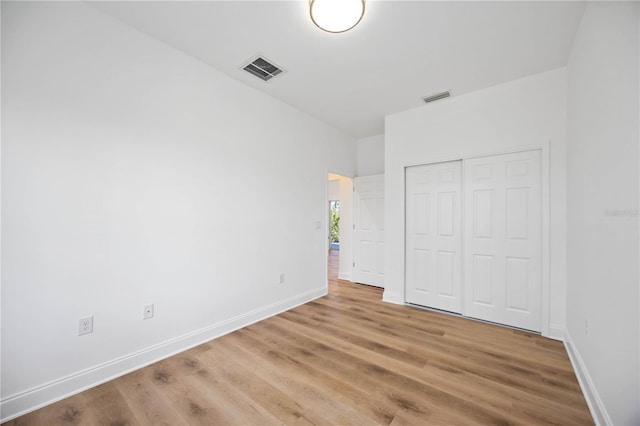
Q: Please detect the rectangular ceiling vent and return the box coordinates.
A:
[422,90,451,104]
[242,55,284,82]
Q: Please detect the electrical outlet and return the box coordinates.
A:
[78,316,93,336]
[279,273,285,284]
[585,319,590,337]
[143,304,154,320]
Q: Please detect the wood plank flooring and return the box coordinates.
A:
[4,250,593,425]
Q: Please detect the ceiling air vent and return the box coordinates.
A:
[422,90,451,104]
[241,55,285,82]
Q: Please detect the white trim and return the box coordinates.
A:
[540,140,551,337]
[338,272,353,281]
[546,324,564,341]
[0,287,327,423]
[564,330,610,425]
[382,290,404,304]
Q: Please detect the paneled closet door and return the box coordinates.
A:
[405,161,463,314]
[464,150,542,332]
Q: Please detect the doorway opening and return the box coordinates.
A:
[329,200,340,250]
[327,173,353,286]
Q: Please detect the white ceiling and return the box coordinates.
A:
[91,1,585,139]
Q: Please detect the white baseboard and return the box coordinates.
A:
[545,324,565,341]
[338,271,352,281]
[0,287,327,423]
[563,330,611,426]
[382,291,404,305]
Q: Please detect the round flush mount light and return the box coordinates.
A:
[310,0,365,33]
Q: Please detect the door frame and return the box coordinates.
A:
[403,142,551,337]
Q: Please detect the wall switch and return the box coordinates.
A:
[143,304,154,320]
[279,273,285,284]
[78,316,93,336]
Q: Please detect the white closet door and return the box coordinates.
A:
[405,161,463,313]
[464,150,542,331]
[353,174,385,287]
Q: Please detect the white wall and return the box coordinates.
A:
[328,179,340,201]
[566,2,639,424]
[0,2,356,420]
[384,68,568,339]
[357,134,385,176]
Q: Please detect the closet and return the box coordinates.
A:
[405,150,542,332]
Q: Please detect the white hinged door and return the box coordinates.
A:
[353,174,385,287]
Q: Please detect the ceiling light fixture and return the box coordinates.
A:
[310,0,365,33]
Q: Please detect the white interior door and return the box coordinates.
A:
[464,150,542,332]
[353,174,385,287]
[405,161,463,313]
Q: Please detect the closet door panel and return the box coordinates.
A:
[406,161,463,313]
[464,150,542,332]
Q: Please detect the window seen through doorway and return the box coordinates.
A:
[330,200,340,249]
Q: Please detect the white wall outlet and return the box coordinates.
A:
[78,316,93,336]
[279,273,285,284]
[143,304,154,320]
[585,318,590,337]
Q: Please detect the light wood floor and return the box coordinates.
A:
[5,250,592,425]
